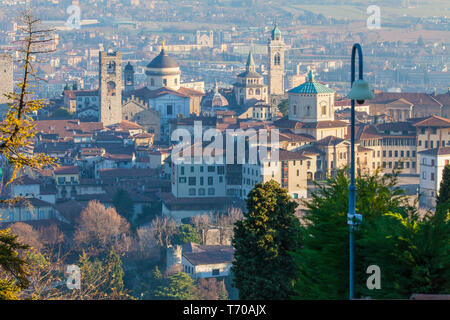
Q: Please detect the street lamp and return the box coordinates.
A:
[346,43,374,300]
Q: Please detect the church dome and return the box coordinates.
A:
[147,48,179,69]
[271,24,282,40]
[212,91,229,108]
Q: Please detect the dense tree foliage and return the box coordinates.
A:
[171,224,201,245]
[292,169,449,299]
[232,180,301,299]
[436,165,450,215]
[113,189,135,222]
[153,272,199,300]
[0,229,29,300]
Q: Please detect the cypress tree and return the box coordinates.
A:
[232,180,301,299]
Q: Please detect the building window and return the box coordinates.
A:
[180,167,184,175]
[178,177,186,183]
[293,105,296,115]
[208,188,215,195]
[107,61,116,74]
[208,176,213,185]
[321,104,326,115]
[167,105,173,115]
[274,53,281,66]
[198,188,205,195]
[189,188,196,196]
[163,79,167,86]
[431,173,435,181]
[188,177,196,185]
[423,172,426,179]
[208,166,215,172]
[212,269,220,276]
[151,78,155,86]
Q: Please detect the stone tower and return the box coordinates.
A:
[268,23,285,98]
[99,49,122,126]
[0,53,13,105]
[123,62,135,92]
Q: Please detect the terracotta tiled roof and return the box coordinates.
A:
[54,166,79,175]
[413,115,450,128]
[418,147,450,156]
[35,120,103,138]
[11,176,40,185]
[315,135,347,146]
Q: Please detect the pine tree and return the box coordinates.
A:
[153,272,198,300]
[436,164,450,215]
[0,229,29,300]
[292,169,449,299]
[232,180,301,299]
[103,247,125,294]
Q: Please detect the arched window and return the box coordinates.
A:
[321,104,327,115]
[256,89,260,95]
[274,53,281,66]
[107,61,116,74]
[107,81,116,96]
[249,89,254,95]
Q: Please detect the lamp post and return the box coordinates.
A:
[347,43,374,300]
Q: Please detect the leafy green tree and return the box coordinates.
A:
[292,169,449,299]
[232,180,301,299]
[278,99,289,117]
[49,107,72,119]
[357,211,449,298]
[103,247,125,294]
[153,272,199,300]
[171,224,201,245]
[113,189,134,221]
[0,229,29,300]
[76,249,130,299]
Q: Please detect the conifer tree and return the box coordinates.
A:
[232,180,301,299]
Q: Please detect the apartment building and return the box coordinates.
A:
[376,122,417,174]
[418,147,450,208]
[241,148,310,199]
[415,115,450,153]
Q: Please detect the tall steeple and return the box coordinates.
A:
[246,50,256,72]
[268,22,285,97]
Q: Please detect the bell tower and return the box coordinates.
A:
[123,62,135,92]
[268,23,285,97]
[99,49,122,126]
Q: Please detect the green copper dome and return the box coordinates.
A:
[271,23,282,40]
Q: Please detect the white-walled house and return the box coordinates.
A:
[10,176,57,204]
[0,198,57,223]
[166,243,234,279]
[418,147,450,208]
